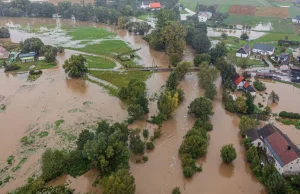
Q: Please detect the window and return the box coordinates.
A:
[290,167,293,169]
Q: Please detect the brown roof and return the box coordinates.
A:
[232,73,244,85]
[266,132,299,166]
[242,44,251,53]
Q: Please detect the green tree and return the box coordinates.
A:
[76,130,95,150]
[41,149,66,181]
[238,57,248,69]
[198,62,219,89]
[221,33,228,39]
[220,144,237,163]
[188,97,213,121]
[143,129,149,139]
[205,83,217,100]
[246,146,258,163]
[172,187,181,194]
[146,141,155,150]
[269,91,279,103]
[158,90,179,118]
[62,55,87,78]
[193,53,211,66]
[129,134,145,155]
[253,80,266,91]
[235,96,247,113]
[222,90,236,113]
[127,104,145,120]
[102,169,136,194]
[156,9,177,29]
[210,42,227,63]
[239,116,256,135]
[240,33,249,40]
[192,32,211,54]
[173,61,192,80]
[265,173,287,194]
[166,71,179,90]
[22,37,44,53]
[246,92,255,114]
[0,27,10,38]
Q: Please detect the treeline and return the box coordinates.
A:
[279,111,300,119]
[12,121,136,194]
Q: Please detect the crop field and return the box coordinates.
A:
[255,7,289,18]
[229,5,256,16]
[217,5,231,13]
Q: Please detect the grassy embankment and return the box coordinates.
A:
[66,27,140,68]
[84,55,116,69]
[88,70,151,96]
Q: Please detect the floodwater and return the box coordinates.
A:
[207,28,266,40]
[0,17,267,193]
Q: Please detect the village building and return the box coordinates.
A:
[0,46,9,59]
[243,82,256,96]
[290,66,300,82]
[140,1,150,9]
[246,124,300,175]
[19,53,36,63]
[252,43,275,56]
[236,44,251,58]
[149,2,161,10]
[292,15,300,24]
[279,53,290,65]
[255,72,274,79]
[198,12,212,22]
[231,72,246,90]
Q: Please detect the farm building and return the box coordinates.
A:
[246,124,300,175]
[236,44,251,58]
[19,53,36,63]
[198,12,212,22]
[0,46,9,59]
[292,15,300,23]
[149,2,161,10]
[255,72,274,79]
[243,82,256,96]
[252,43,275,55]
[231,73,246,90]
[290,66,300,82]
[140,1,150,9]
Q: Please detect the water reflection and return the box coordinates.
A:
[219,162,235,178]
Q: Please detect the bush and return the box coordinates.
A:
[41,149,66,181]
[4,63,20,72]
[172,187,181,194]
[130,134,145,155]
[253,80,266,91]
[143,129,149,139]
[146,142,155,150]
[220,144,237,163]
[279,111,300,119]
[142,155,148,162]
[183,166,194,178]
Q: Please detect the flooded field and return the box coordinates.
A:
[207,28,266,40]
[0,17,270,193]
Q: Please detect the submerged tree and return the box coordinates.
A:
[220,144,237,163]
[188,97,213,121]
[269,91,279,103]
[62,54,87,78]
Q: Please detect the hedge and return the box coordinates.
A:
[279,111,300,119]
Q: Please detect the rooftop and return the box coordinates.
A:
[296,15,300,20]
[253,43,275,52]
[149,2,161,8]
[19,53,36,58]
[231,73,244,86]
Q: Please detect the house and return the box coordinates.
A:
[231,73,246,90]
[198,12,212,22]
[292,15,300,24]
[255,72,274,79]
[0,46,9,59]
[243,82,256,96]
[252,43,275,55]
[140,1,150,9]
[149,2,161,10]
[236,44,251,58]
[38,56,45,61]
[290,66,300,83]
[19,53,36,63]
[278,53,290,65]
[245,124,300,175]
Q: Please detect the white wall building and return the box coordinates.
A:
[252,43,275,56]
[236,44,251,58]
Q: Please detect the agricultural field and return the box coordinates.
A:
[217,5,231,13]
[255,7,289,18]
[229,5,256,16]
[84,55,116,69]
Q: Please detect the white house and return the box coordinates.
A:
[252,43,275,56]
[292,15,300,24]
[198,12,212,23]
[236,44,251,58]
[140,1,150,9]
[231,73,246,90]
[38,56,45,61]
[245,124,300,175]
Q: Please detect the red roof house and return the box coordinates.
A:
[231,73,246,90]
[149,2,161,9]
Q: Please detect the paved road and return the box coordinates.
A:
[180,8,196,21]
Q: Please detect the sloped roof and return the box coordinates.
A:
[257,124,278,139]
[265,132,299,166]
[242,44,251,53]
[296,15,300,20]
[245,128,259,141]
[231,72,244,85]
[149,2,161,8]
[246,85,256,93]
[19,53,36,58]
[243,82,249,88]
[141,1,150,6]
[253,43,275,52]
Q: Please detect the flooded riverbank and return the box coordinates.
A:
[0,17,267,193]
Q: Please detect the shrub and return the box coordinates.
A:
[7,155,14,165]
[41,149,66,181]
[220,144,237,163]
[142,156,148,162]
[172,187,181,194]
[146,142,155,150]
[130,134,145,155]
[143,129,149,139]
[253,80,266,91]
[279,111,300,119]
[183,166,194,178]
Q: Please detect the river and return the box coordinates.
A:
[0,17,274,193]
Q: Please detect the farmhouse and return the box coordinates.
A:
[236,44,251,58]
[19,53,36,63]
[292,15,300,24]
[140,1,150,9]
[252,43,275,55]
[198,12,212,22]
[149,2,161,10]
[0,46,9,59]
[246,124,300,175]
[243,82,256,96]
[231,73,246,90]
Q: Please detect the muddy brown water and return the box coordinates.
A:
[0,17,269,193]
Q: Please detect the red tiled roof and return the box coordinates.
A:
[243,82,249,88]
[266,132,299,165]
[234,75,244,85]
[149,2,161,8]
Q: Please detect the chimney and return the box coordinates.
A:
[287,145,291,150]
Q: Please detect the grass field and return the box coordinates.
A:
[66,27,114,40]
[84,55,116,69]
[289,7,300,18]
[217,5,231,13]
[88,70,152,88]
[180,0,272,10]
[9,60,56,72]
[223,15,294,33]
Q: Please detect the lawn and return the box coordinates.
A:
[255,33,300,43]
[180,0,271,10]
[180,9,189,14]
[289,7,300,18]
[84,55,116,69]
[7,60,56,72]
[217,5,231,13]
[88,70,152,88]
[66,27,114,40]
[223,15,294,34]
[137,13,156,21]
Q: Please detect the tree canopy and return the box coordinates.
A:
[62,54,87,78]
[220,144,237,163]
[22,37,44,53]
[157,90,179,118]
[0,27,10,38]
[188,97,214,121]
